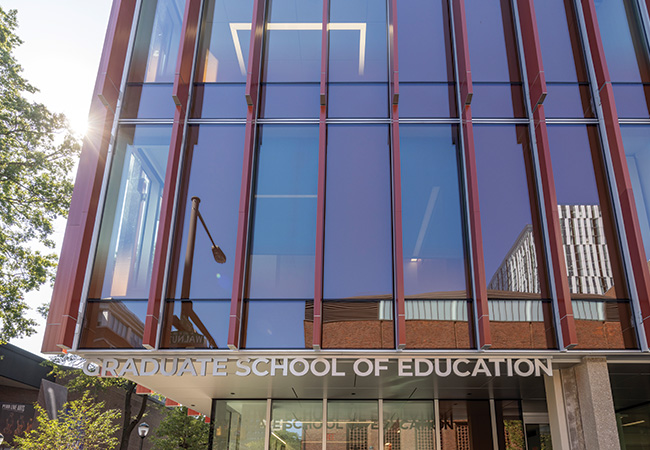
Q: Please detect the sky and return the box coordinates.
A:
[1,0,114,356]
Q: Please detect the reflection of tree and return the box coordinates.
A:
[269,429,303,450]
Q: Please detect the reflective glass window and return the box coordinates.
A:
[621,125,650,261]
[246,125,318,299]
[534,0,594,118]
[260,0,322,118]
[594,0,650,118]
[397,0,456,118]
[572,299,636,349]
[270,401,323,449]
[465,0,525,118]
[80,300,147,349]
[123,0,185,118]
[400,125,468,299]
[168,125,245,301]
[328,0,388,118]
[474,125,548,299]
[439,401,494,449]
[213,400,267,450]
[161,300,230,349]
[88,126,172,301]
[244,300,312,348]
[323,125,392,299]
[383,401,435,450]
[322,301,394,349]
[191,0,253,119]
[404,300,472,349]
[547,125,628,299]
[327,401,379,449]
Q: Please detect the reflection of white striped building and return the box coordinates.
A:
[488,205,614,296]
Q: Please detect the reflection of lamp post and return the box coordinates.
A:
[138,422,149,450]
[181,196,226,299]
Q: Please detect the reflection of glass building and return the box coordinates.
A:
[41,0,650,448]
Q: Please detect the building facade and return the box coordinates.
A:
[42,0,650,448]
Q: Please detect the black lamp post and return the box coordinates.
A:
[137,422,149,450]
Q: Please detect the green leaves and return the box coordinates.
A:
[0,7,80,342]
[13,392,121,450]
[151,407,210,450]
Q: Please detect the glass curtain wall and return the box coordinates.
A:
[123,0,186,118]
[83,125,172,349]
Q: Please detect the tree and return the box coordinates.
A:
[150,407,210,450]
[13,392,121,450]
[0,7,80,342]
[48,354,150,450]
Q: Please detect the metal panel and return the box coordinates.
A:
[515,0,547,109]
[42,0,138,353]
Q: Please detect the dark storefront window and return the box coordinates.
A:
[383,401,436,450]
[473,125,555,349]
[328,0,388,118]
[327,401,379,450]
[122,0,185,119]
[192,0,253,119]
[547,125,636,349]
[396,0,456,118]
[88,126,172,302]
[594,0,650,119]
[534,0,594,118]
[465,0,525,118]
[260,0,322,118]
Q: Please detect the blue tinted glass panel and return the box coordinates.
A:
[544,84,594,119]
[547,125,628,299]
[471,83,525,118]
[128,0,185,83]
[322,300,394,348]
[261,84,321,118]
[161,300,230,348]
[399,84,456,118]
[192,0,252,118]
[400,125,468,299]
[612,84,650,119]
[327,83,388,118]
[474,125,546,299]
[89,126,172,300]
[244,300,310,348]
[195,0,253,83]
[191,84,248,118]
[247,126,319,299]
[261,0,322,118]
[169,126,245,300]
[324,125,392,299]
[622,125,650,261]
[328,0,387,117]
[80,300,147,349]
[465,0,524,118]
[122,83,176,119]
[594,0,650,84]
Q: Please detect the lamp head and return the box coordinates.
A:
[138,422,150,438]
[212,245,226,264]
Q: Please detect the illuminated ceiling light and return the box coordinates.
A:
[229,22,367,76]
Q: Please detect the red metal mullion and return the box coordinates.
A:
[453,0,490,349]
[228,0,266,350]
[580,0,650,347]
[533,106,578,349]
[42,0,138,353]
[143,0,202,349]
[388,0,405,349]
[313,0,329,350]
[516,0,547,108]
